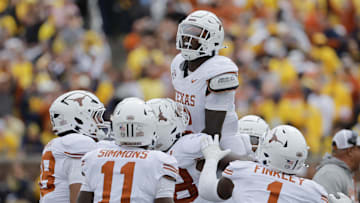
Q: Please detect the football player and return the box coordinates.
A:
[237,115,270,157]
[39,90,110,203]
[77,99,178,203]
[147,98,250,203]
[198,125,331,202]
[171,10,242,154]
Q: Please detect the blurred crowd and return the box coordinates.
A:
[0,0,360,201]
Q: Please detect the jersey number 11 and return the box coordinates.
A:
[99,161,135,203]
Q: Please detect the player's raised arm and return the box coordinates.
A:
[198,135,233,201]
[202,109,226,137]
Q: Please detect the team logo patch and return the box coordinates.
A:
[158,107,167,122]
[69,96,86,106]
[269,133,284,145]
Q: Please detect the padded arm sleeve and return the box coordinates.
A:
[155,176,176,198]
[199,159,224,202]
[205,90,235,111]
[79,152,93,192]
[64,158,84,185]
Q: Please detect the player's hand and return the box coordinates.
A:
[201,134,230,162]
[329,192,352,203]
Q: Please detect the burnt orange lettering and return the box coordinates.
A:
[98,150,105,157]
[140,151,148,159]
[262,167,266,174]
[133,151,140,158]
[190,95,195,106]
[180,93,184,104]
[125,151,133,158]
[273,171,280,178]
[108,150,117,157]
[289,175,295,183]
[264,168,273,176]
[116,150,122,158]
[254,165,261,173]
[299,178,305,186]
[185,94,190,105]
[281,173,288,181]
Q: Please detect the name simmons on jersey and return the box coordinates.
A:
[97,149,149,159]
[175,90,195,107]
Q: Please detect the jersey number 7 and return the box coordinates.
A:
[99,161,135,203]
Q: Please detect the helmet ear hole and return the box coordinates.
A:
[75,117,83,125]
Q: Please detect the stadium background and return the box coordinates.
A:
[0,0,359,202]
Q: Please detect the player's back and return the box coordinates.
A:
[81,144,178,203]
[222,161,328,203]
[170,133,223,203]
[39,133,96,203]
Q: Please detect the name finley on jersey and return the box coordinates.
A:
[97,149,149,159]
[254,164,305,186]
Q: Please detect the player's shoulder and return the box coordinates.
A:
[150,150,177,165]
[222,160,255,179]
[149,150,179,179]
[302,178,328,196]
[178,133,210,145]
[204,55,238,76]
[58,133,97,158]
[171,53,185,70]
[171,133,209,155]
[228,160,256,170]
[96,140,116,148]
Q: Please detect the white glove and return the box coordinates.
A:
[201,134,231,162]
[329,192,353,203]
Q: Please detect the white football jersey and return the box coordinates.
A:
[222,161,329,203]
[39,133,97,203]
[81,143,178,203]
[170,54,238,137]
[169,133,230,203]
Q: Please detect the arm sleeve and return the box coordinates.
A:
[198,159,224,201]
[79,153,94,192]
[158,153,179,180]
[155,176,176,198]
[63,157,85,185]
[205,90,235,111]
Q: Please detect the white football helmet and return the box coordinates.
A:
[257,125,309,174]
[238,115,269,150]
[49,90,110,140]
[147,98,189,151]
[176,10,224,61]
[111,98,157,147]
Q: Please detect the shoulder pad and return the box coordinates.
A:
[208,72,239,92]
[171,133,208,160]
[204,56,238,79]
[61,134,97,158]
